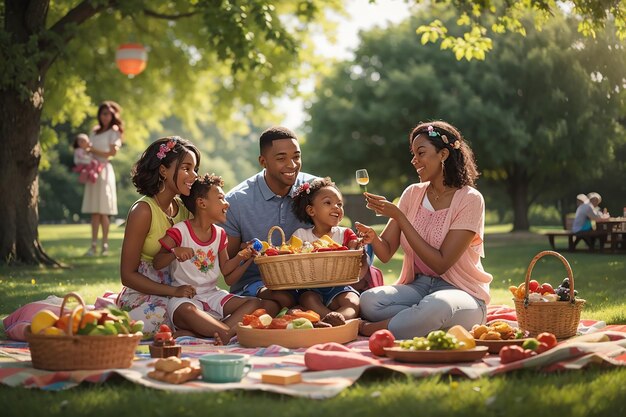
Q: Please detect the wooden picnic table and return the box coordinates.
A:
[544,228,608,252]
[596,217,626,251]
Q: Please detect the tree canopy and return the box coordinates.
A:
[2,0,339,151]
[303,6,626,230]
[0,0,341,264]
[413,0,626,61]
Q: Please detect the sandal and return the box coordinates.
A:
[84,242,97,257]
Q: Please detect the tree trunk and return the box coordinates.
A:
[508,169,530,231]
[0,0,63,265]
[0,86,60,265]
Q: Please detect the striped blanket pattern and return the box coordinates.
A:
[1,306,625,398]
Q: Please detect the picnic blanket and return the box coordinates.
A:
[2,306,626,398]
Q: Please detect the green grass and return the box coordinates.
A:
[1,224,626,416]
[0,224,126,317]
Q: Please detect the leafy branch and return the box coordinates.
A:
[415,0,626,61]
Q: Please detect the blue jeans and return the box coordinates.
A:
[233,280,266,297]
[360,274,487,339]
[303,285,359,306]
[233,279,299,300]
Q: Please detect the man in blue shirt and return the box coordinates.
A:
[222,126,317,310]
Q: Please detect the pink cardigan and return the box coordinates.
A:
[395,183,492,303]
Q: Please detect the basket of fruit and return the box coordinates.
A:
[24,292,143,371]
[512,251,585,339]
[254,226,363,290]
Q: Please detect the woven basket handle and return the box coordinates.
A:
[524,251,575,305]
[59,292,86,336]
[267,226,286,247]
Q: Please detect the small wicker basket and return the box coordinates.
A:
[254,226,363,290]
[25,292,141,371]
[513,251,585,339]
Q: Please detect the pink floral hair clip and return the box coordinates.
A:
[293,182,311,198]
[427,125,461,150]
[156,137,178,160]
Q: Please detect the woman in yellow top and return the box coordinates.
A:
[116,136,201,335]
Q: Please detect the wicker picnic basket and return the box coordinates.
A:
[25,292,141,371]
[254,226,363,290]
[513,251,585,339]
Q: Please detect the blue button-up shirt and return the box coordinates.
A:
[222,170,317,293]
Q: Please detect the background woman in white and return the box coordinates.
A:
[81,101,123,256]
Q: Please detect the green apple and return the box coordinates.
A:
[286,318,313,330]
[130,320,144,333]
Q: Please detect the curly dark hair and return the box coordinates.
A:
[180,173,224,215]
[131,136,200,196]
[409,120,479,188]
[291,177,339,224]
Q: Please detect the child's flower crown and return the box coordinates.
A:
[156,137,178,160]
[427,125,461,150]
[293,182,311,198]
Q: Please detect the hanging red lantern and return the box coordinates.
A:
[115,43,148,76]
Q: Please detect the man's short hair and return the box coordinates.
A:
[259,126,298,154]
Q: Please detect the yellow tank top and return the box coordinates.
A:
[138,195,191,262]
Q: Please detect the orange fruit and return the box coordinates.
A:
[56,306,83,334]
[80,310,102,329]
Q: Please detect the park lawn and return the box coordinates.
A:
[1,224,626,416]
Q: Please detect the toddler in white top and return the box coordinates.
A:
[72,133,104,184]
[291,177,368,321]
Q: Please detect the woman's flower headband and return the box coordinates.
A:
[156,137,178,160]
[427,125,461,150]
[293,182,311,198]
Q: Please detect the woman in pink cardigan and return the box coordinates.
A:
[356,121,492,338]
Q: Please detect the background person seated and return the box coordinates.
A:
[571,192,610,250]
[572,192,609,233]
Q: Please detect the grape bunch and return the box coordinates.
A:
[398,330,461,350]
[426,330,460,350]
[555,277,578,301]
[398,337,430,350]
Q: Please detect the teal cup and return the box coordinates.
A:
[199,353,251,383]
